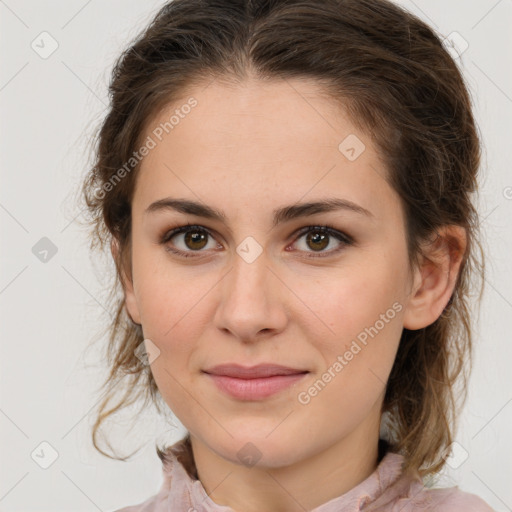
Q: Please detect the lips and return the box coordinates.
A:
[202,364,310,400]
[202,363,309,379]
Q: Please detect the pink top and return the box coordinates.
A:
[113,436,495,511]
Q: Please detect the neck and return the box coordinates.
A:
[189,425,381,512]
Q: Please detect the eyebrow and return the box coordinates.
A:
[145,197,374,228]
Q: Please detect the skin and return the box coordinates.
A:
[115,76,466,512]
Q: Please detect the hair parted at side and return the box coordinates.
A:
[79,0,484,481]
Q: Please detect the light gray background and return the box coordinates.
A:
[0,1,511,511]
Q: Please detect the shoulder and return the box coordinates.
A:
[422,485,495,512]
[111,438,192,511]
[110,491,168,512]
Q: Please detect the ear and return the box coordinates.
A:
[402,225,467,331]
[110,237,141,325]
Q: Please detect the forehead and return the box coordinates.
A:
[148,77,353,154]
[134,77,396,221]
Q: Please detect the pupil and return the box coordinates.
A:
[308,231,328,251]
[186,231,207,250]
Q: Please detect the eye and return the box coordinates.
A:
[290,225,353,258]
[159,223,354,259]
[160,224,219,258]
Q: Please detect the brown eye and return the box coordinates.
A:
[160,224,353,260]
[183,229,208,250]
[160,225,218,257]
[292,225,353,258]
[305,230,330,252]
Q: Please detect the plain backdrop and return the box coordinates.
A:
[0,1,511,511]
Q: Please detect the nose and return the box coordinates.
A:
[213,248,288,343]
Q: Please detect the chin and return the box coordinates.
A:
[211,431,303,469]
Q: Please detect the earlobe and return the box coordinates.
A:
[110,237,142,325]
[402,226,466,331]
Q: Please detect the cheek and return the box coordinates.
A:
[134,268,207,416]
[297,255,407,369]
[132,242,201,335]
[294,264,406,430]
[137,278,204,353]
[132,263,223,384]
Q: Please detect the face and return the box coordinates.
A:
[123,77,417,468]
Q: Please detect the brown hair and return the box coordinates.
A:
[80,0,484,481]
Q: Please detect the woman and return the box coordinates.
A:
[81,0,494,510]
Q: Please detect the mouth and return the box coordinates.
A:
[202,363,309,400]
[202,363,309,379]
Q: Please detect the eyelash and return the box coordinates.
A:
[159,223,354,259]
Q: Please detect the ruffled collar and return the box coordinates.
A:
[156,435,425,511]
